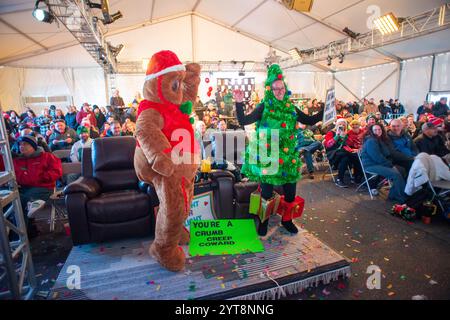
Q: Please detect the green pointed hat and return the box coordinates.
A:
[265,64,284,87]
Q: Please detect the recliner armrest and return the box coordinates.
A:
[64,177,102,199]
[209,169,235,181]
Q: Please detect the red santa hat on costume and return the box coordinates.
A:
[144,50,185,82]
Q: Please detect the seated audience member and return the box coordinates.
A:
[347,120,365,151]
[80,118,100,139]
[100,122,110,137]
[210,120,228,158]
[366,114,377,127]
[65,106,78,130]
[378,100,392,117]
[218,101,230,117]
[76,103,97,127]
[361,124,407,204]
[433,97,449,118]
[13,136,62,237]
[49,105,57,118]
[324,118,362,188]
[414,121,450,163]
[35,108,52,137]
[375,112,388,126]
[48,119,78,151]
[106,121,123,137]
[194,121,207,160]
[392,99,405,115]
[298,123,323,179]
[70,126,93,163]
[93,105,106,130]
[416,101,432,121]
[121,118,136,136]
[126,100,138,123]
[406,115,419,138]
[364,98,378,114]
[387,119,418,172]
[54,109,65,121]
[359,116,368,131]
[12,124,51,154]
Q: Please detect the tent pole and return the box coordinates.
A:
[104,71,109,107]
[429,54,436,92]
[396,61,403,99]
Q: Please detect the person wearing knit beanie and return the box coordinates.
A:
[233,64,324,236]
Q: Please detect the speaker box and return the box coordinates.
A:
[282,0,314,12]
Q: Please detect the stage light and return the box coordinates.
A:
[373,13,400,35]
[338,52,345,64]
[288,48,302,62]
[103,11,122,24]
[109,43,124,57]
[88,0,123,25]
[342,27,360,39]
[32,0,54,24]
[327,55,332,66]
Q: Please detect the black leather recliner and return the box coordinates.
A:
[64,137,156,245]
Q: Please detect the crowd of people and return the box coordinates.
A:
[2,86,449,238]
[1,89,140,238]
[192,92,450,208]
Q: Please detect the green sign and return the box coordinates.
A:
[189,219,264,256]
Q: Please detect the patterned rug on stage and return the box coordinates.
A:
[50,219,350,300]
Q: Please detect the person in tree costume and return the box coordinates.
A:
[234,64,323,236]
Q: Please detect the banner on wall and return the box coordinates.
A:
[323,88,336,127]
[184,191,217,230]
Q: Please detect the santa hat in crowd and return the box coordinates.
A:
[144,50,185,82]
[427,115,444,127]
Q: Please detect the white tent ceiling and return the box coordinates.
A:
[0,0,449,71]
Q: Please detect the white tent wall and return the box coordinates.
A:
[335,63,398,104]
[432,52,450,92]
[114,74,145,106]
[72,68,106,108]
[399,56,433,114]
[0,66,106,114]
[0,67,24,111]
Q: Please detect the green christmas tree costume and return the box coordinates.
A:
[241,65,303,185]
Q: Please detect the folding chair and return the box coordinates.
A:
[428,180,450,214]
[321,140,353,183]
[355,150,390,200]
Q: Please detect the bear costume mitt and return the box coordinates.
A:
[134,50,201,272]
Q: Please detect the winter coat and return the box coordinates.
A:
[405,153,450,196]
[13,148,62,189]
[49,128,78,151]
[414,134,450,158]
[65,112,78,130]
[361,136,393,168]
[387,130,418,158]
[76,110,97,127]
[432,102,449,118]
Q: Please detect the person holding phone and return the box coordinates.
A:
[324,118,363,188]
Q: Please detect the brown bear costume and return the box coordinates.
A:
[134,50,201,272]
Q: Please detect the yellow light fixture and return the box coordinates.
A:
[373,13,400,35]
[288,48,302,62]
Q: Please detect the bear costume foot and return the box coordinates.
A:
[150,242,185,272]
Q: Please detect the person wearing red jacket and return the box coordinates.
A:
[324,119,363,188]
[76,103,97,128]
[12,136,62,236]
